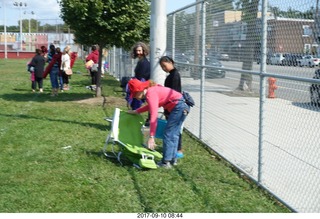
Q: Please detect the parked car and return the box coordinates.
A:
[283,53,296,66]
[219,53,230,61]
[174,53,190,64]
[292,54,303,66]
[257,54,272,65]
[297,55,320,67]
[270,53,285,65]
[209,52,230,61]
[204,57,226,78]
[310,69,320,106]
[174,53,191,71]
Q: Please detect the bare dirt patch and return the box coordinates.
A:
[75,96,126,108]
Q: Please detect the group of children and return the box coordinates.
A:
[27,45,76,96]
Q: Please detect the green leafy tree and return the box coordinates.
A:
[59,0,151,96]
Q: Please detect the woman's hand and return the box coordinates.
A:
[147,136,156,150]
[127,110,138,114]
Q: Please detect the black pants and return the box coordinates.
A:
[90,70,97,85]
[62,71,69,85]
[32,76,43,90]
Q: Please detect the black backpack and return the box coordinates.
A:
[182,91,195,107]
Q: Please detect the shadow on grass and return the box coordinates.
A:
[2,77,123,103]
[0,112,111,131]
[85,147,156,212]
[174,167,211,210]
[85,149,131,166]
[127,167,155,212]
[1,92,94,102]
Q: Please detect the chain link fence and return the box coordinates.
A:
[107,0,320,212]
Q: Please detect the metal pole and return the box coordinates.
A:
[258,0,268,183]
[171,13,175,58]
[28,18,30,34]
[4,1,8,59]
[112,45,116,76]
[13,2,27,53]
[199,1,206,140]
[19,5,22,52]
[150,0,167,85]
[68,27,71,44]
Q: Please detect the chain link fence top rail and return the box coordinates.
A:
[107,0,320,212]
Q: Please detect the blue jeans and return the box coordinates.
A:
[59,76,64,90]
[162,98,190,163]
[50,67,59,89]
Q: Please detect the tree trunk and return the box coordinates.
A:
[95,44,103,97]
[237,0,259,92]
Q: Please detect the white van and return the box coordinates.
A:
[270,53,285,65]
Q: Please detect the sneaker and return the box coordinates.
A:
[176,152,184,159]
[144,118,150,127]
[171,158,178,166]
[157,161,172,169]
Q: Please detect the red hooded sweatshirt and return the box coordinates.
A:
[86,50,99,64]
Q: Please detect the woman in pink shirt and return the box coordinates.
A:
[127,79,190,168]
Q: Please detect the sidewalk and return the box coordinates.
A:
[181,77,320,213]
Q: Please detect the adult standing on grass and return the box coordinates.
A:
[131,42,150,81]
[47,44,55,64]
[60,45,72,91]
[85,45,100,86]
[159,56,184,159]
[30,48,46,93]
[43,47,62,96]
[131,42,151,125]
[127,79,190,169]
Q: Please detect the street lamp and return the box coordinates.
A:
[13,2,27,52]
[23,10,35,52]
[24,10,35,34]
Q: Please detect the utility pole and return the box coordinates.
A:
[150,0,167,85]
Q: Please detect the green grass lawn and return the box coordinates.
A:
[0,58,291,213]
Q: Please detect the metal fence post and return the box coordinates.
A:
[199,1,206,140]
[171,13,176,58]
[258,0,268,183]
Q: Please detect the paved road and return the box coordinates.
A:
[179,61,316,103]
[181,76,320,213]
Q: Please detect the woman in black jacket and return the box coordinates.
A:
[30,48,46,93]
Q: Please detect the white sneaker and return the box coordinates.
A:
[171,159,178,166]
[157,161,172,169]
